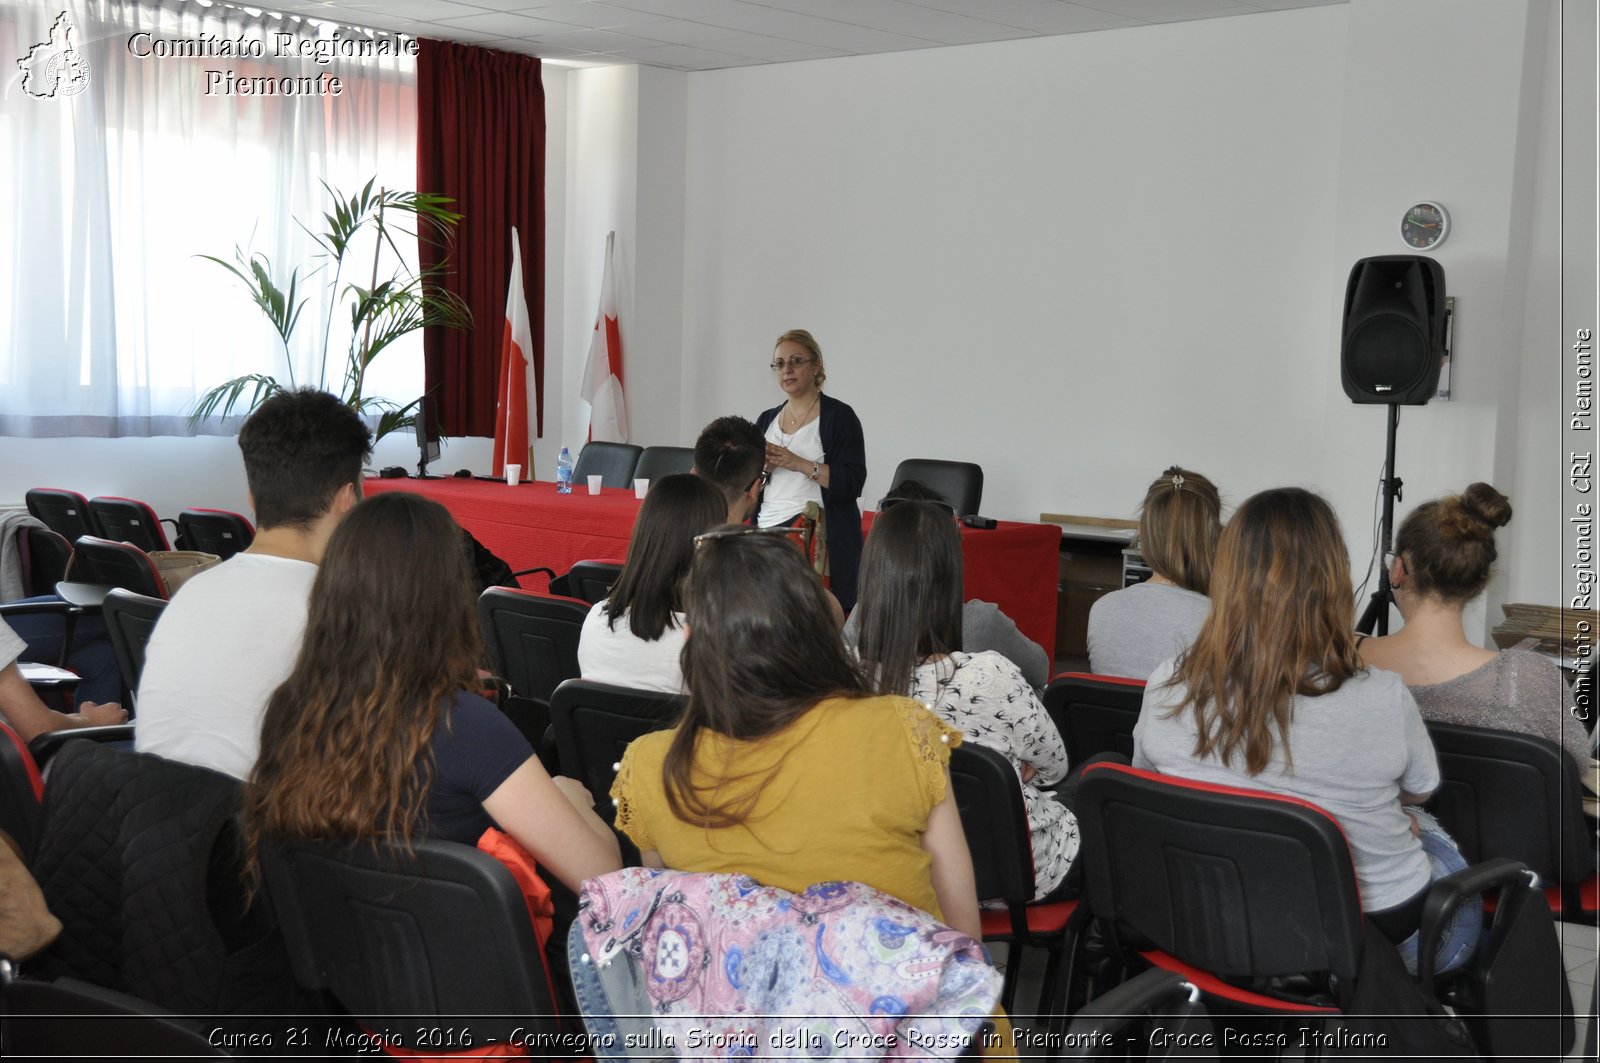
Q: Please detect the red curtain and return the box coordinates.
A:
[417,40,545,437]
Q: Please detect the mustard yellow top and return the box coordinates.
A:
[611,694,962,921]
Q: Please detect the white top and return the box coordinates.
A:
[0,618,23,671]
[757,416,823,527]
[912,651,1078,899]
[135,552,318,780]
[1134,659,1439,911]
[577,600,687,694]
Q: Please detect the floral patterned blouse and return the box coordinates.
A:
[912,651,1079,899]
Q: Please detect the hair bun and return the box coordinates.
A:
[1440,482,1511,540]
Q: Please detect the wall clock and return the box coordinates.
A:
[1400,201,1449,251]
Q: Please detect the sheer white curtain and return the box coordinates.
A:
[0,0,419,436]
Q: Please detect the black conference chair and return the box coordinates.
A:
[64,535,168,603]
[949,743,1079,1017]
[1060,968,1216,1059]
[551,559,625,605]
[24,488,94,543]
[549,678,683,827]
[1042,673,1146,765]
[17,526,72,596]
[1075,762,1573,1059]
[1424,720,1598,923]
[176,508,255,560]
[101,589,167,708]
[87,496,174,552]
[888,458,984,517]
[633,445,694,482]
[477,587,589,767]
[260,837,564,1051]
[27,741,305,1027]
[572,441,643,489]
[0,964,228,1060]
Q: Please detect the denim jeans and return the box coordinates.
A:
[566,920,668,1062]
[1394,808,1481,976]
[8,596,120,705]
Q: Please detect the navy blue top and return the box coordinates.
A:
[757,391,867,611]
[423,691,534,845]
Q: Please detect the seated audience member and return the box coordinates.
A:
[610,529,983,943]
[1134,487,1478,975]
[1360,483,1593,764]
[843,480,1050,689]
[577,474,725,693]
[692,415,767,524]
[854,501,1077,900]
[1087,466,1221,680]
[0,617,125,742]
[242,491,621,897]
[135,389,370,780]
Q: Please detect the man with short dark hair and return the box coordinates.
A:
[135,389,371,779]
[692,415,766,524]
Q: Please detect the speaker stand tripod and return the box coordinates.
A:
[1357,403,1403,636]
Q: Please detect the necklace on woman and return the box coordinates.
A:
[780,393,820,436]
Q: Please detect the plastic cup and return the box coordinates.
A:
[634,478,649,500]
[587,474,604,495]
[505,464,521,487]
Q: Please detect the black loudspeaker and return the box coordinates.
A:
[1340,255,1447,404]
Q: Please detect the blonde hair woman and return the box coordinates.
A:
[754,329,868,611]
[1087,465,1222,679]
[1132,487,1478,974]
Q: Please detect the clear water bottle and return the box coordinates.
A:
[556,446,574,494]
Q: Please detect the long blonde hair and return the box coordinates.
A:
[1167,487,1363,774]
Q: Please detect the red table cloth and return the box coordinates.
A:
[367,478,1060,657]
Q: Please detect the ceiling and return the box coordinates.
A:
[262,0,1346,72]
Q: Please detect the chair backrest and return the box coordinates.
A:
[102,589,167,703]
[71,536,167,599]
[0,968,230,1059]
[260,837,558,1044]
[573,441,643,489]
[24,488,94,543]
[549,678,683,820]
[948,744,1037,914]
[477,587,588,705]
[28,740,302,1018]
[557,559,625,605]
[19,526,72,597]
[889,458,984,517]
[0,721,43,862]
[1075,763,1365,988]
[176,508,255,560]
[87,496,171,552]
[633,445,694,482]
[1424,720,1590,888]
[1042,672,1146,764]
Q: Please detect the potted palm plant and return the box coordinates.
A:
[190,178,471,441]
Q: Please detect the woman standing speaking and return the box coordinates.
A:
[755,328,867,611]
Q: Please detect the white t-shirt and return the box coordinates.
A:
[757,417,823,527]
[135,552,318,780]
[577,600,687,694]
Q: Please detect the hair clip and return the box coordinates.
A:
[1170,473,1185,490]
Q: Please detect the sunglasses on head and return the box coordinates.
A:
[693,525,798,548]
[876,496,957,517]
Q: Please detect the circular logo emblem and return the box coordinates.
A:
[45,49,90,97]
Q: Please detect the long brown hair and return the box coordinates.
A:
[241,491,483,890]
[1167,487,1363,774]
[854,501,963,697]
[663,531,868,827]
[1394,482,1512,603]
[1138,466,1222,594]
[604,473,727,640]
